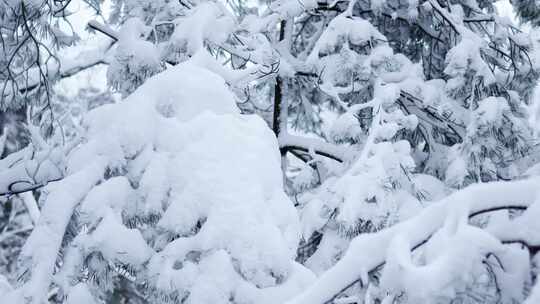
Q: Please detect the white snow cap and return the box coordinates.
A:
[14,60,314,304]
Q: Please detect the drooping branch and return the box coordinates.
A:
[0,147,65,196]
[285,177,540,304]
[11,161,105,304]
[86,16,466,166]
[469,205,527,218]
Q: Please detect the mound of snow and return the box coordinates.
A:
[14,61,314,304]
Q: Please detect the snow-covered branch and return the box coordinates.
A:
[12,46,110,97]
[286,177,540,304]
[0,147,64,196]
[279,134,352,163]
[398,91,466,142]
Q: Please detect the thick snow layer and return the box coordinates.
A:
[10,61,313,303]
[308,16,385,62]
[78,176,133,225]
[0,145,64,195]
[286,177,540,304]
[12,159,106,303]
[528,83,540,136]
[171,2,234,55]
[66,283,98,304]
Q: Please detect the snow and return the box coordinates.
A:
[107,18,162,95]
[472,97,509,127]
[0,145,64,195]
[9,159,106,303]
[68,61,239,172]
[116,18,159,66]
[286,177,540,304]
[105,61,311,303]
[488,196,540,247]
[147,109,306,298]
[3,0,540,303]
[87,210,154,266]
[0,274,12,296]
[411,174,447,202]
[268,0,318,20]
[9,59,313,303]
[308,16,385,63]
[78,176,133,225]
[334,141,415,227]
[525,279,540,304]
[379,215,503,302]
[2,38,109,104]
[529,83,540,136]
[444,35,496,85]
[279,134,353,163]
[66,283,98,304]
[170,2,235,55]
[0,132,5,156]
[20,192,40,225]
[304,230,350,275]
[445,153,468,187]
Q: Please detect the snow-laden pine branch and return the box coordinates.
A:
[286,177,540,304]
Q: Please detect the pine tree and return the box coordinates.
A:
[2,0,540,304]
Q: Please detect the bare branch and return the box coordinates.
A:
[87,20,119,42]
